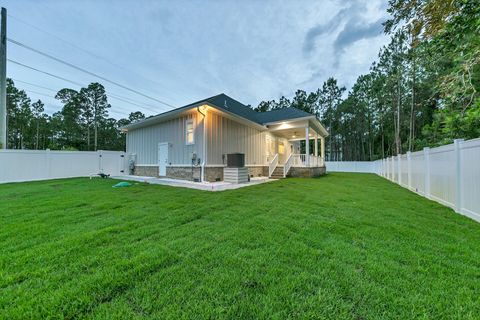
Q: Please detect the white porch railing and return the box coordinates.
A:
[291,154,324,168]
[284,153,293,177]
[268,153,279,177]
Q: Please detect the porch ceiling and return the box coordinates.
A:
[273,127,319,141]
[272,128,321,140]
[266,117,328,139]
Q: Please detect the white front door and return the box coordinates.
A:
[158,142,169,176]
[266,135,275,162]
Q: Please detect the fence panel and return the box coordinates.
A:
[460,138,480,218]
[400,154,408,188]
[429,144,456,207]
[48,151,99,179]
[392,156,398,183]
[325,161,375,173]
[0,150,49,182]
[410,150,425,195]
[0,150,126,184]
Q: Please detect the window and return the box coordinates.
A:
[278,142,285,154]
[185,119,194,145]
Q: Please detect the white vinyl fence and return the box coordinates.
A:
[0,149,127,184]
[327,138,480,222]
[325,161,377,173]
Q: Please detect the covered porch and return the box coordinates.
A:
[265,116,328,178]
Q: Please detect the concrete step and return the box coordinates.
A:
[270,166,285,179]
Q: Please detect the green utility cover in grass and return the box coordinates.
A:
[112,182,133,188]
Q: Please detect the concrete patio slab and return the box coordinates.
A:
[110,175,275,191]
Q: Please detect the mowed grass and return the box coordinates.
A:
[1,173,479,319]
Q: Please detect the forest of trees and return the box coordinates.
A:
[255,0,479,161]
[4,79,145,151]
[4,0,479,162]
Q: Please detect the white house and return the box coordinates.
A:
[122,94,328,182]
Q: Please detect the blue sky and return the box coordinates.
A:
[1,0,389,119]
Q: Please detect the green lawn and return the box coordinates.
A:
[1,173,479,319]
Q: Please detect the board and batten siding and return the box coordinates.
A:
[127,108,294,167]
[126,111,204,165]
[206,111,267,166]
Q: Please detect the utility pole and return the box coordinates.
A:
[0,7,6,149]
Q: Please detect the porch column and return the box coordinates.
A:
[320,136,325,159]
[314,134,318,157]
[305,126,310,166]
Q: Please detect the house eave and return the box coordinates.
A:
[120,104,196,132]
[121,102,267,132]
[262,115,315,126]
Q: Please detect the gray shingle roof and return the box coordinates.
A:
[195,94,261,123]
[189,93,314,124]
[254,107,313,124]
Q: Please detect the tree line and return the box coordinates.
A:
[254,0,479,161]
[4,79,145,151]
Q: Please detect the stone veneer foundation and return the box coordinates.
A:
[288,166,326,178]
[247,166,269,178]
[134,165,325,180]
[134,166,159,177]
[166,166,201,181]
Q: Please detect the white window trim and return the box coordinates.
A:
[185,119,195,145]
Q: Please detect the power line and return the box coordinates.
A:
[12,78,57,92]
[7,38,176,109]
[8,13,171,94]
[23,88,54,99]
[105,91,161,110]
[8,58,83,86]
[8,62,160,113]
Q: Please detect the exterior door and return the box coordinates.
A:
[266,135,275,162]
[158,142,169,176]
[278,139,286,164]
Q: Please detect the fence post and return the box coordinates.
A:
[390,156,394,181]
[46,149,51,179]
[387,157,390,179]
[424,147,430,199]
[390,157,392,180]
[407,151,412,190]
[389,157,392,181]
[389,157,392,180]
[398,155,402,185]
[384,158,387,178]
[454,139,464,213]
[98,150,103,173]
[392,156,398,182]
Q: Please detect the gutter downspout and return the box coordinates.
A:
[197,106,207,182]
